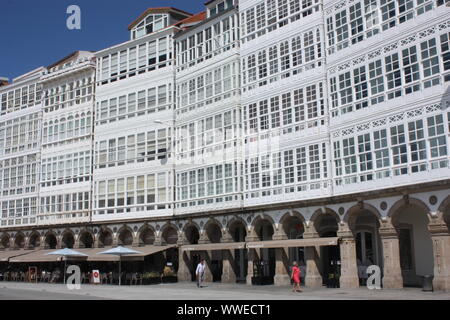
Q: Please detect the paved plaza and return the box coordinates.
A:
[0,281,448,300]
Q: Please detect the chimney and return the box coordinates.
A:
[0,77,9,87]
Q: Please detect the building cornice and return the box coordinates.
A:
[40,60,96,83]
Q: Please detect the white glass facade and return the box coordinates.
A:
[0,0,448,235]
[38,51,96,225]
[1,1,450,291]
[0,68,44,228]
[174,3,243,214]
[92,24,178,222]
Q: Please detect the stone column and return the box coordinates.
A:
[73,238,80,249]
[153,233,163,246]
[337,223,359,288]
[198,233,213,282]
[24,236,30,250]
[56,236,62,249]
[203,250,214,282]
[245,232,259,285]
[39,236,46,249]
[246,249,257,285]
[221,230,237,283]
[177,249,192,282]
[428,219,450,291]
[131,234,139,247]
[93,236,99,248]
[222,249,236,283]
[272,229,290,286]
[176,236,191,282]
[112,235,118,247]
[304,225,323,288]
[274,247,291,285]
[379,220,403,289]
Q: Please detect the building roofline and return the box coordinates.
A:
[47,51,95,69]
[95,26,179,57]
[11,66,45,84]
[127,7,193,31]
[173,6,235,39]
[174,11,206,28]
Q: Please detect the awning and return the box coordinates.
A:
[77,248,120,262]
[78,245,177,262]
[9,249,87,263]
[7,246,177,263]
[181,242,246,252]
[122,245,177,261]
[0,249,38,262]
[246,237,339,249]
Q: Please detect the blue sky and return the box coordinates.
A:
[0,0,205,80]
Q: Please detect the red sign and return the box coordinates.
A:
[92,270,100,284]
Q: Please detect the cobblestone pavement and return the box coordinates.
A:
[0,281,449,300]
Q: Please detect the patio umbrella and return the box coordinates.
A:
[97,246,142,286]
[47,248,87,284]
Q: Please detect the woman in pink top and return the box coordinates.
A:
[291,261,302,292]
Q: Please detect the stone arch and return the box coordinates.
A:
[227,217,247,242]
[183,222,200,244]
[138,225,156,245]
[344,204,382,267]
[437,195,450,227]
[279,211,306,239]
[344,203,382,229]
[44,231,58,249]
[28,231,41,249]
[77,230,94,248]
[0,233,10,249]
[60,229,75,248]
[117,226,134,246]
[204,218,222,243]
[251,214,276,228]
[311,208,340,236]
[251,214,276,241]
[388,197,432,226]
[161,223,178,245]
[98,228,114,247]
[310,208,341,287]
[14,232,26,249]
[226,216,248,230]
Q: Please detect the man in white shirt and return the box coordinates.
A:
[196,259,206,288]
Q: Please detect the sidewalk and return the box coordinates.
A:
[0,281,449,300]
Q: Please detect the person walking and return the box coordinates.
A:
[291,261,302,292]
[196,259,206,288]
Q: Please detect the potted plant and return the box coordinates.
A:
[142,272,161,285]
[161,266,178,283]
